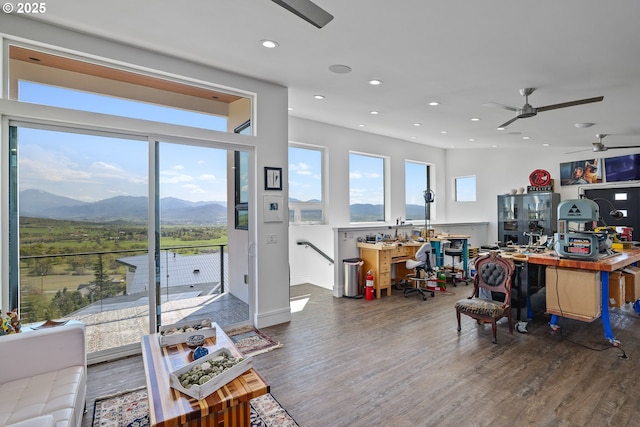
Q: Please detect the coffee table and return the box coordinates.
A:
[141,323,269,427]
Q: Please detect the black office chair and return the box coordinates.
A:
[444,239,466,287]
[405,242,435,300]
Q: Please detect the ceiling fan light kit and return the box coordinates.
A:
[271,0,334,28]
[489,88,604,129]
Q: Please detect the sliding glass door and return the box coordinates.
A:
[9,124,250,360]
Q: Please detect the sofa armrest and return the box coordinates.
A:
[0,323,86,384]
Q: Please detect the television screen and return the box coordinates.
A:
[604,154,640,182]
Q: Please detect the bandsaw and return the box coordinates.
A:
[555,199,614,259]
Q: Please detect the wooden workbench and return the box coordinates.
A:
[527,248,640,343]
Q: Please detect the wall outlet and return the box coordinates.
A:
[267,234,278,244]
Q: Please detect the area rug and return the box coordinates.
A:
[226,326,283,357]
[92,387,299,427]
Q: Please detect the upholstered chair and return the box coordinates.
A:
[454,251,515,343]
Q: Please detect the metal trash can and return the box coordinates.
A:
[343,258,363,297]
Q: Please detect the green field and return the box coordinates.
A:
[18,217,228,322]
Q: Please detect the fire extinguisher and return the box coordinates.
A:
[365,270,375,300]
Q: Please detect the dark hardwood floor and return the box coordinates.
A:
[84,283,640,427]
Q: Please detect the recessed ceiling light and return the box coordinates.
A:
[440,130,448,134]
[369,79,383,85]
[370,111,379,115]
[411,136,417,139]
[491,144,499,148]
[470,117,480,121]
[314,95,325,99]
[575,122,595,128]
[542,143,550,147]
[428,101,440,106]
[413,123,422,127]
[261,40,279,48]
[329,64,352,74]
[497,127,505,131]
[522,136,531,140]
[288,107,293,111]
[359,124,366,127]
[469,138,475,142]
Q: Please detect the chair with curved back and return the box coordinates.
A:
[454,251,515,343]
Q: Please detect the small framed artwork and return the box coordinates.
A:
[264,195,284,222]
[264,167,282,190]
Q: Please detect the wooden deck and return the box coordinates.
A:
[84,283,640,427]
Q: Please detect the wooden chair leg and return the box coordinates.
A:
[456,310,461,332]
[491,320,497,344]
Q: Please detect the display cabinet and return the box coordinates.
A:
[497,192,560,246]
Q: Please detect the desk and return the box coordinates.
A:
[527,249,640,343]
[357,242,421,298]
[141,324,269,427]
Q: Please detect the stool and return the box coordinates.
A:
[444,247,464,286]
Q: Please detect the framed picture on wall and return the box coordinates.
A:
[264,167,282,190]
[263,195,284,222]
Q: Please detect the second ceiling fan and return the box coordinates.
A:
[488,88,604,129]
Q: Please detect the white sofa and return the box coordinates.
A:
[0,322,87,427]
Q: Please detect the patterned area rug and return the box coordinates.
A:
[226,327,283,357]
[92,387,298,427]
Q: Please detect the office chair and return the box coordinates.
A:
[454,251,515,343]
[444,239,466,286]
[405,242,435,300]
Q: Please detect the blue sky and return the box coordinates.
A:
[18,82,233,203]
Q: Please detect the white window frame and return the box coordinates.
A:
[288,142,326,225]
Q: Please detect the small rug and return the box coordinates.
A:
[92,387,298,427]
[226,326,283,357]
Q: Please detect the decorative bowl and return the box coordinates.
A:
[186,334,206,348]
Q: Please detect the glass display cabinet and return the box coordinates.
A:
[497,192,560,246]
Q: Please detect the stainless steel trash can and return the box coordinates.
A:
[343,258,363,297]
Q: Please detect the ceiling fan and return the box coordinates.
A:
[487,88,604,129]
[271,0,334,28]
[590,134,640,152]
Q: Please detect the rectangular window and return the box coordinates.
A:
[289,145,324,224]
[405,161,431,222]
[8,45,250,133]
[455,176,477,202]
[350,153,385,222]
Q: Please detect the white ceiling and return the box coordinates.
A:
[21,0,640,152]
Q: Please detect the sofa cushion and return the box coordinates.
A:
[6,414,56,427]
[0,366,85,427]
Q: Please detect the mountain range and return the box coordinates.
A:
[19,189,227,224]
[20,189,428,224]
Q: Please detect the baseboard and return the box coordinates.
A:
[254,306,291,328]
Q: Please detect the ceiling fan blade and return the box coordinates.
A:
[498,116,519,129]
[483,102,518,112]
[605,145,640,150]
[564,148,593,154]
[537,96,604,112]
[271,0,334,28]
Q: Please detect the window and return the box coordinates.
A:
[405,161,431,221]
[349,153,384,222]
[288,145,324,224]
[455,176,476,202]
[8,45,250,133]
[234,121,250,229]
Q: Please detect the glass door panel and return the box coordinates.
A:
[156,142,249,329]
[10,125,149,355]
